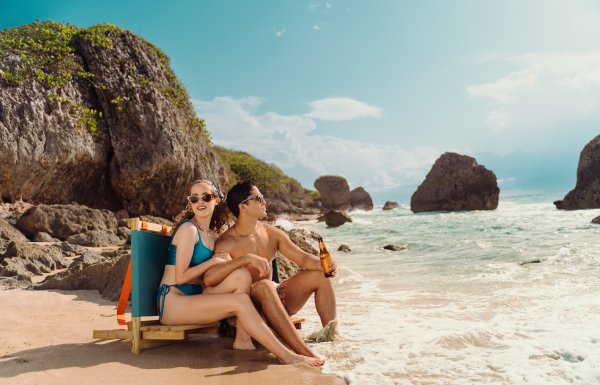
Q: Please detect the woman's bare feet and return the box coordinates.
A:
[280,353,324,367]
[233,338,256,350]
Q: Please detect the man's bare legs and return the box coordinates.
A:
[279,270,337,326]
[251,280,319,358]
[250,273,336,359]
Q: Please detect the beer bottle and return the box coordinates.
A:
[318,237,334,278]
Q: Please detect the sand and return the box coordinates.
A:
[0,289,345,385]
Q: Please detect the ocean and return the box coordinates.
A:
[283,196,600,385]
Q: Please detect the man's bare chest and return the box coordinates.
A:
[230,235,277,260]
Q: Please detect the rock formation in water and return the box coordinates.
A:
[314,175,373,212]
[350,187,373,210]
[410,152,499,213]
[383,201,399,210]
[554,134,600,210]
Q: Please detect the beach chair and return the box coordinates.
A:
[92,218,218,353]
[93,218,303,354]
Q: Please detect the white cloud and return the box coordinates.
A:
[309,1,332,11]
[192,97,438,192]
[305,97,382,121]
[467,53,600,134]
[274,28,287,38]
[312,25,321,31]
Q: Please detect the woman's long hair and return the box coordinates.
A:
[171,180,230,235]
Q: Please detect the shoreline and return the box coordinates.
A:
[0,289,345,385]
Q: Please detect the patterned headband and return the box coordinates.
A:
[207,180,225,201]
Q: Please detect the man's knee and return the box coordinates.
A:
[304,270,331,288]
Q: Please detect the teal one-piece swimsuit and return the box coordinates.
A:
[156,219,213,319]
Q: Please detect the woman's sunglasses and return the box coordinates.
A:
[187,193,216,204]
[240,194,266,204]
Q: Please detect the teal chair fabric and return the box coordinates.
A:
[271,259,280,283]
[131,230,172,318]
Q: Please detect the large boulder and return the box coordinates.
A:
[324,210,352,228]
[36,248,129,301]
[554,135,600,210]
[0,218,28,243]
[274,227,321,281]
[65,230,124,247]
[0,22,223,217]
[410,152,499,213]
[16,204,117,240]
[314,176,352,211]
[0,241,68,286]
[350,187,373,211]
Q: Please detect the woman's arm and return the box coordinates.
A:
[173,224,223,285]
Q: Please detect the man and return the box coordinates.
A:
[203,180,337,358]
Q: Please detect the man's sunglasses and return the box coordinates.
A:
[187,193,216,204]
[240,194,266,204]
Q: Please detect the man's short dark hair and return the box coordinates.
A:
[226,180,256,217]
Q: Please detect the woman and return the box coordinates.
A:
[156,179,322,366]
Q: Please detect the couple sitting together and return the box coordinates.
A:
[156,179,337,366]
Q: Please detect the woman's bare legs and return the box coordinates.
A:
[161,290,323,366]
[203,268,255,350]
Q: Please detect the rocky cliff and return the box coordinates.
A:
[0,22,316,218]
[554,134,600,210]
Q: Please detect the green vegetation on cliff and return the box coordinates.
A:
[0,21,204,138]
[0,21,120,88]
[215,147,316,204]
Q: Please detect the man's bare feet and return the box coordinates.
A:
[306,319,338,343]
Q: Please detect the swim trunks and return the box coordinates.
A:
[275,278,291,314]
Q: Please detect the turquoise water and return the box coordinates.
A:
[283,197,600,385]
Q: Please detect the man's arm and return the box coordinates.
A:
[272,226,338,276]
[271,226,322,271]
[203,237,270,287]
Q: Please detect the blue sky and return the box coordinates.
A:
[3,1,600,203]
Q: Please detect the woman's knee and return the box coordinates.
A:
[234,267,252,284]
[231,292,253,311]
[250,279,275,299]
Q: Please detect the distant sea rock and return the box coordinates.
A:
[350,187,373,211]
[337,244,351,252]
[554,134,600,210]
[382,201,399,211]
[314,176,352,211]
[383,244,407,251]
[314,175,373,212]
[324,210,352,228]
[410,152,499,213]
[592,216,600,224]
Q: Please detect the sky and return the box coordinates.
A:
[3,0,600,204]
